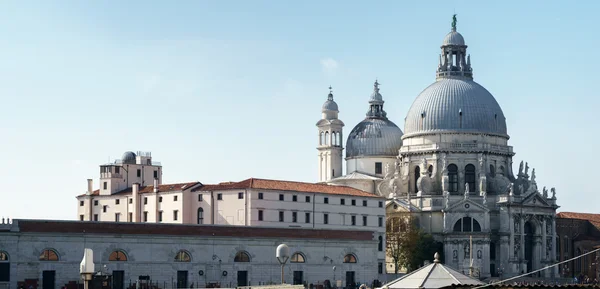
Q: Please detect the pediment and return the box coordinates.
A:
[521,192,551,207]
[446,197,489,213]
[386,199,421,213]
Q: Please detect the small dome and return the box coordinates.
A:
[403,79,507,138]
[346,118,403,158]
[322,99,339,112]
[369,86,383,102]
[122,151,136,164]
[443,30,465,46]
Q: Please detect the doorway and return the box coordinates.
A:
[177,271,188,288]
[345,271,355,289]
[293,271,303,285]
[237,271,248,287]
[524,221,534,272]
[42,271,55,289]
[113,271,124,289]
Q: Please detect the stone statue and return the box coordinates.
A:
[464,183,470,199]
[384,163,394,179]
[442,175,449,193]
[443,191,449,209]
[551,187,556,199]
[542,186,548,198]
[478,155,484,172]
[464,241,470,259]
[452,14,457,30]
[421,158,428,172]
[508,183,514,196]
[531,168,536,183]
[481,190,487,205]
[441,154,447,174]
[479,175,487,193]
[525,162,529,177]
[518,161,524,176]
[518,184,524,195]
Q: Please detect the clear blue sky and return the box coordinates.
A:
[1,1,598,220]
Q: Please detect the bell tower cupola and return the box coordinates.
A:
[316,86,344,182]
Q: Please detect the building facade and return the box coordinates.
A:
[556,212,600,280]
[0,219,379,289]
[76,156,387,279]
[318,17,560,278]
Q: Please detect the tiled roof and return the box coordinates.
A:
[15,220,375,241]
[113,182,201,195]
[77,182,200,197]
[557,212,600,223]
[192,178,380,198]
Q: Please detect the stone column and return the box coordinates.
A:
[542,217,547,260]
[509,214,515,260]
[520,217,525,257]
[552,217,558,277]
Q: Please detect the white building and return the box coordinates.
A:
[0,219,379,289]
[76,155,387,279]
[317,16,559,278]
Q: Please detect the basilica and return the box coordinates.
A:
[316,16,560,278]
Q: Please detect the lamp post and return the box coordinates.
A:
[276,244,290,284]
[332,266,336,287]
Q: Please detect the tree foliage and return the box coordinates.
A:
[386,214,443,273]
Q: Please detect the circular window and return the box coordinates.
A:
[464,204,470,209]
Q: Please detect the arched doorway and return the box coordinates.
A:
[524,222,534,272]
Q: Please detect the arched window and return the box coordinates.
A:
[448,164,458,193]
[343,254,357,263]
[414,165,420,193]
[378,236,383,252]
[319,132,324,145]
[489,165,495,177]
[234,251,250,262]
[499,166,505,175]
[197,207,204,224]
[428,165,433,177]
[0,251,8,261]
[290,252,305,263]
[465,164,476,192]
[174,250,191,262]
[324,132,329,145]
[453,217,481,232]
[109,250,128,261]
[39,249,59,261]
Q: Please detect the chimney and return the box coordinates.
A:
[133,183,140,195]
[87,179,93,195]
[153,179,159,193]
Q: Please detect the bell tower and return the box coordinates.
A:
[316,87,344,182]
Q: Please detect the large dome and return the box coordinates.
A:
[346,118,403,158]
[346,80,403,158]
[403,78,507,138]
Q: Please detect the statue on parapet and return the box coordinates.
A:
[531,168,536,183]
[542,186,548,198]
[464,183,470,199]
[518,161,524,177]
[551,187,557,199]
